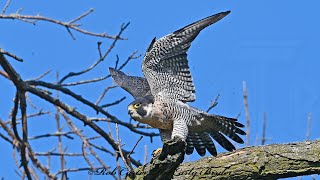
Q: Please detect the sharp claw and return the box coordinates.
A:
[152,148,163,157]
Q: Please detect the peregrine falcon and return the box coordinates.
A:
[109,11,245,157]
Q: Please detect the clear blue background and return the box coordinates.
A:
[0,1,319,179]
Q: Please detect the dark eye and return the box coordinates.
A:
[133,103,141,109]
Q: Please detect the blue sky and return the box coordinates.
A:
[0,1,319,179]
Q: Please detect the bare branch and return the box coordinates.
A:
[1,0,12,14]
[55,167,104,176]
[87,141,115,156]
[32,70,52,81]
[28,131,75,140]
[116,123,135,176]
[95,85,117,105]
[60,75,110,86]
[27,80,159,138]
[58,23,130,84]
[35,152,83,156]
[0,132,13,144]
[0,48,23,62]
[0,70,10,79]
[128,136,143,157]
[19,90,32,180]
[69,8,94,24]
[242,81,250,146]
[169,140,320,180]
[206,94,220,113]
[0,12,126,39]
[101,96,126,108]
[97,41,103,58]
[261,112,267,145]
[58,107,113,173]
[144,145,148,165]
[15,110,50,121]
[117,51,142,71]
[306,112,312,140]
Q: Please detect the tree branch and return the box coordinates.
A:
[167,140,320,180]
[0,11,126,40]
[129,140,320,179]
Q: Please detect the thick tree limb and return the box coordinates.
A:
[174,140,320,179]
[129,140,320,180]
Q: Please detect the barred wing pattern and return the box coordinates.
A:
[142,11,230,102]
[109,68,151,99]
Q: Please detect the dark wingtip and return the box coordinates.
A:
[109,67,126,77]
[146,37,156,53]
[224,10,231,14]
[108,67,115,74]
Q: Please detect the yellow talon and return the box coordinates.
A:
[152,148,162,157]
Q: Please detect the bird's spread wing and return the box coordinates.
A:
[203,114,245,151]
[109,68,151,99]
[186,132,217,156]
[142,11,230,102]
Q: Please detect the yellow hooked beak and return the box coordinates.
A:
[128,104,135,111]
[128,104,135,116]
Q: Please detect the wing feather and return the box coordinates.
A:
[109,68,151,99]
[142,11,230,102]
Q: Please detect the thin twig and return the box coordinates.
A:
[206,94,220,113]
[33,70,52,81]
[114,55,120,69]
[35,152,83,156]
[128,136,143,157]
[144,144,148,165]
[10,110,50,122]
[1,0,12,14]
[28,131,75,140]
[58,107,117,179]
[0,12,126,40]
[117,51,142,71]
[0,48,23,62]
[55,167,104,176]
[69,8,94,24]
[97,41,103,58]
[261,112,267,145]
[306,112,312,140]
[95,85,117,105]
[55,72,66,180]
[243,81,250,146]
[87,141,115,156]
[0,70,10,79]
[27,80,159,138]
[58,23,130,84]
[115,123,135,176]
[60,75,110,86]
[19,90,33,180]
[0,132,13,144]
[101,97,126,108]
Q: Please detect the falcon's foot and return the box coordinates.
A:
[159,136,186,160]
[152,148,162,157]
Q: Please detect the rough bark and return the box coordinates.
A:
[128,140,320,179]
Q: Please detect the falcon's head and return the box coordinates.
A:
[127,95,154,121]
